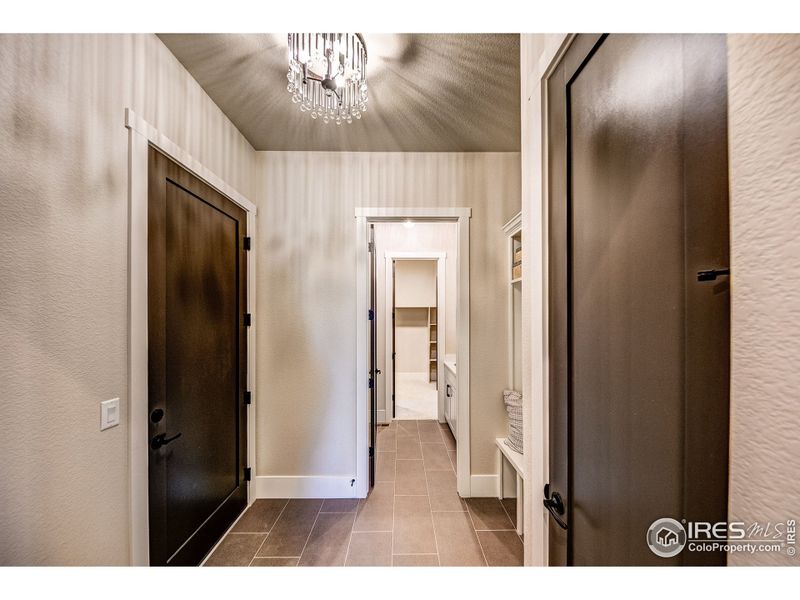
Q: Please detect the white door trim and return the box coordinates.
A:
[355,207,471,498]
[520,34,572,566]
[125,108,258,566]
[384,252,447,424]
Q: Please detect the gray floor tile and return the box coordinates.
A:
[231,499,288,533]
[298,512,356,566]
[353,481,394,532]
[255,499,323,557]
[432,511,486,566]
[204,533,266,566]
[395,459,428,495]
[345,531,392,566]
[477,530,524,566]
[422,442,452,471]
[393,495,437,554]
[465,498,514,530]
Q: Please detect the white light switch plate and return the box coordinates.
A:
[101,398,120,431]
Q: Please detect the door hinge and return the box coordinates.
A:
[243,236,251,251]
[368,241,375,252]
[244,467,252,482]
[368,309,374,320]
[368,447,374,458]
[244,313,252,327]
[244,391,252,405]
[368,377,374,389]
[392,352,396,360]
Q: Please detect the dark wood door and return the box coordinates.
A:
[148,147,248,566]
[547,34,730,566]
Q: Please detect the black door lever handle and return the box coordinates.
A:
[151,432,182,450]
[697,268,730,282]
[543,483,568,530]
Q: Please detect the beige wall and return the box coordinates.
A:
[255,151,520,479]
[394,259,437,308]
[394,308,430,373]
[727,34,800,566]
[0,34,256,565]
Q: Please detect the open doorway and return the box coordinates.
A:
[355,208,471,499]
[388,257,445,421]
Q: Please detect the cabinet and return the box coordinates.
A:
[444,361,457,440]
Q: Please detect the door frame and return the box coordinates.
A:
[355,208,471,498]
[384,252,447,424]
[521,34,573,566]
[125,108,258,566]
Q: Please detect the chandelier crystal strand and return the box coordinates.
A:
[287,33,367,124]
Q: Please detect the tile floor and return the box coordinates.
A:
[395,374,438,420]
[204,420,523,567]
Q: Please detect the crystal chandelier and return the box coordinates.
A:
[287,33,368,124]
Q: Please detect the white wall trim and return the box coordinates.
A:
[356,208,471,498]
[255,476,358,499]
[502,211,523,236]
[384,251,447,424]
[470,474,501,498]
[125,108,258,566]
[124,109,257,215]
[520,34,572,567]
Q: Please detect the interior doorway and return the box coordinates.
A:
[387,255,446,421]
[355,208,472,498]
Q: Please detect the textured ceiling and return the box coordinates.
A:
[157,33,520,152]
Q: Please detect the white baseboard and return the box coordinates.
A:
[255,476,361,499]
[470,474,500,498]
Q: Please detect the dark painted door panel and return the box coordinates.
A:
[148,147,248,566]
[547,34,730,566]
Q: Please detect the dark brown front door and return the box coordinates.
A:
[547,34,730,566]
[148,147,248,566]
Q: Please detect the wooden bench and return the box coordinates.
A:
[496,438,524,535]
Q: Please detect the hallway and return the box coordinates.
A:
[205,420,522,566]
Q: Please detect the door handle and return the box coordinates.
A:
[151,432,182,450]
[697,267,730,282]
[543,483,568,530]
[446,384,452,398]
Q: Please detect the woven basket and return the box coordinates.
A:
[503,389,523,454]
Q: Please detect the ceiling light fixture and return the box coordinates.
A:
[287,33,368,125]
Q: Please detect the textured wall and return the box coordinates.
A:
[0,34,256,565]
[727,34,800,566]
[255,152,520,478]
